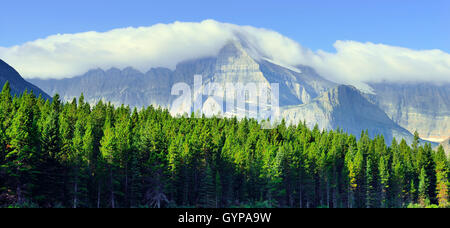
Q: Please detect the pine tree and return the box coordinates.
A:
[435,146,449,208]
[5,91,39,205]
[99,115,117,208]
[417,143,437,204]
[349,143,364,208]
[69,119,89,208]
[365,154,379,208]
[215,171,223,208]
[418,167,430,206]
[379,155,390,208]
[0,82,13,131]
[37,94,63,206]
[113,107,132,206]
[198,164,216,208]
[82,117,100,208]
[139,119,168,208]
[0,82,13,197]
[0,82,13,154]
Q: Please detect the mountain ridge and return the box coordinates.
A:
[368,82,450,142]
[0,59,50,99]
[282,84,414,144]
[26,41,448,144]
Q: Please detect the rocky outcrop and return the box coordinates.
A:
[282,85,414,144]
[369,83,450,142]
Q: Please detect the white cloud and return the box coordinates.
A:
[307,41,450,85]
[1,20,449,86]
[0,20,234,78]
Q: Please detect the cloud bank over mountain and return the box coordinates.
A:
[1,20,449,85]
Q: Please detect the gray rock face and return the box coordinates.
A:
[258,61,336,106]
[0,59,50,99]
[29,58,216,109]
[282,85,414,144]
[208,41,336,106]
[369,83,450,142]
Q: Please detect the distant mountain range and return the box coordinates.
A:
[25,40,449,146]
[0,59,50,99]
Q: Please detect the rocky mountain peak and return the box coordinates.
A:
[212,40,268,85]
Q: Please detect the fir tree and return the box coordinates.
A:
[5,91,39,205]
[418,167,430,206]
[435,146,449,208]
[99,115,117,208]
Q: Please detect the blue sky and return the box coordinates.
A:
[0,0,449,52]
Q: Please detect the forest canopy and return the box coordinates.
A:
[0,81,448,208]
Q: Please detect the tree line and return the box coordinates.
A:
[0,82,448,208]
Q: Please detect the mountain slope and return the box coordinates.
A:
[0,59,50,99]
[282,85,414,144]
[368,83,450,142]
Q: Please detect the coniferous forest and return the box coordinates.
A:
[0,82,448,208]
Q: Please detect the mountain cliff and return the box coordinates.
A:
[282,85,414,143]
[369,83,450,142]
